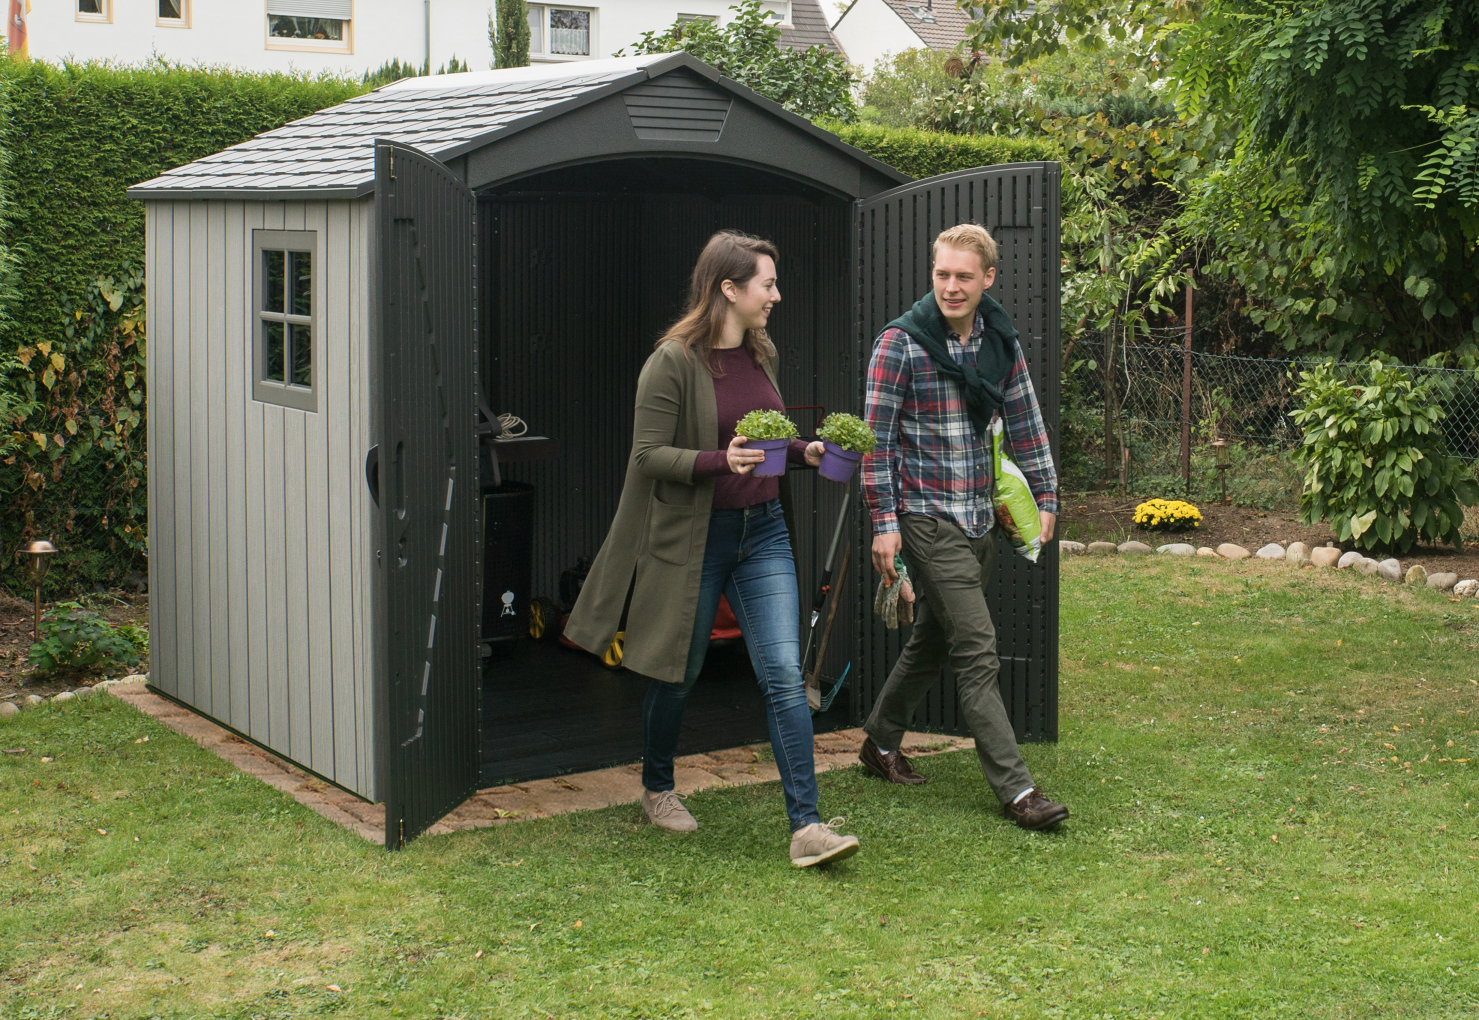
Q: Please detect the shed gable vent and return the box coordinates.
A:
[623,74,733,142]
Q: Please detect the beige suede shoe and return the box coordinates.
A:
[641,789,697,832]
[789,817,860,868]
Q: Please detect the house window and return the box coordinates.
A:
[527,5,596,60]
[676,13,718,23]
[158,0,189,25]
[77,0,111,22]
[254,231,317,412]
[265,0,352,52]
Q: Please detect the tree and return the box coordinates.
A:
[490,0,530,70]
[624,0,856,122]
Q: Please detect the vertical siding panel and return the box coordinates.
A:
[207,202,232,724]
[353,197,379,800]
[327,200,359,788]
[263,203,291,754]
[148,203,177,700]
[305,202,336,778]
[171,203,194,705]
[225,202,250,730]
[282,203,313,769]
[189,203,212,713]
[246,204,271,742]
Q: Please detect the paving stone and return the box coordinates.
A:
[1425,571,1457,591]
[1377,558,1402,581]
[1217,543,1251,560]
[1117,541,1154,555]
[1058,540,1086,555]
[1157,543,1196,556]
[1309,547,1342,568]
[1086,541,1119,556]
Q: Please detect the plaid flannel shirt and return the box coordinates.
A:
[863,309,1059,538]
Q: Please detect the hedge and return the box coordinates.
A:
[827,123,1061,178]
[0,62,366,594]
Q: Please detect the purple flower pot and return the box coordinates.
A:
[818,440,863,483]
[749,438,791,477]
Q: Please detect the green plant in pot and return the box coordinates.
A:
[816,412,876,482]
[735,409,798,477]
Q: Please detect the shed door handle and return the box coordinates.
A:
[365,445,380,506]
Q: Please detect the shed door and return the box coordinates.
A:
[856,162,1061,742]
[371,140,482,848]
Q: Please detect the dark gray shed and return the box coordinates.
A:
[128,53,1061,847]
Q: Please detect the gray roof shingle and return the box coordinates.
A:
[779,0,843,54]
[878,0,975,52]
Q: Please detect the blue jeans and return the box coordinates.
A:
[641,499,820,831]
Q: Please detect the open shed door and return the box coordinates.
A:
[857,162,1061,742]
[371,140,482,848]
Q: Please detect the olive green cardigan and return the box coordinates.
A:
[563,340,792,683]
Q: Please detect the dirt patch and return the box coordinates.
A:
[0,591,149,702]
[1059,493,1479,581]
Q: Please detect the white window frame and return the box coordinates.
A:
[76,0,112,24]
[253,230,319,413]
[264,1,354,54]
[527,4,598,62]
[157,0,191,28]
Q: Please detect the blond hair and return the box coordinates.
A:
[657,230,778,374]
[933,223,998,273]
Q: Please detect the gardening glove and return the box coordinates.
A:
[874,556,914,630]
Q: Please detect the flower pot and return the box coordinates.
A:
[817,440,863,482]
[748,438,791,477]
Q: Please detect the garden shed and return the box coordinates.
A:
[128,53,1061,848]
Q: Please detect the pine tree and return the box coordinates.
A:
[490,0,530,69]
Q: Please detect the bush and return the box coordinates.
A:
[27,600,146,675]
[1132,498,1202,532]
[1291,359,1479,553]
[817,412,876,454]
[735,409,798,440]
[826,124,1059,178]
[858,48,963,130]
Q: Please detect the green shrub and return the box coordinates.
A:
[825,123,1059,178]
[817,412,876,454]
[490,0,530,70]
[1291,359,1479,553]
[27,601,146,675]
[858,48,963,130]
[735,409,798,441]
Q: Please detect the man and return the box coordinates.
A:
[857,223,1068,831]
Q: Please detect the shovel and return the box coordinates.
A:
[803,494,851,712]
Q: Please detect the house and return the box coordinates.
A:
[18,0,838,77]
[831,0,974,72]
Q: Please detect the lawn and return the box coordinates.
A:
[3,559,1477,1019]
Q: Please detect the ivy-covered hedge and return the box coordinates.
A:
[827,123,1060,178]
[0,62,365,593]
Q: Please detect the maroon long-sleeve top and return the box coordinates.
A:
[692,347,810,509]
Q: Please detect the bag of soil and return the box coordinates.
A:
[992,417,1043,563]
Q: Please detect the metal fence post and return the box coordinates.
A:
[1181,283,1193,494]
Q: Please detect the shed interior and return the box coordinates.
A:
[476,156,860,785]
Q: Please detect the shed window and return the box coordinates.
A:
[265,0,351,51]
[254,231,317,412]
[77,0,110,21]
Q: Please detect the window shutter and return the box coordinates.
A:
[265,0,353,18]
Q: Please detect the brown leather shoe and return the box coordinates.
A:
[858,737,927,785]
[1003,789,1069,830]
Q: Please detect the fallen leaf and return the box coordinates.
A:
[265,930,275,938]
[96,829,107,835]
[327,984,342,993]
[573,920,583,928]
[474,950,483,959]
[1271,835,1279,843]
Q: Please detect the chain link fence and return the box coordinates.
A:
[1063,327,1479,534]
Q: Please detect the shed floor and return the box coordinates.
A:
[479,638,855,787]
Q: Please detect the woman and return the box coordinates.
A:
[564,231,859,868]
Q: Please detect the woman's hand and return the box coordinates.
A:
[803,440,825,467]
[726,434,765,474]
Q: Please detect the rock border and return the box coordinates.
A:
[1057,539,1479,597]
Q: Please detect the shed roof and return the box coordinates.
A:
[127,53,900,202]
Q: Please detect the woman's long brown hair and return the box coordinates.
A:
[657,230,778,374]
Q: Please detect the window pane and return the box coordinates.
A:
[268,15,344,40]
[290,251,312,316]
[159,0,182,19]
[78,0,102,13]
[527,6,543,52]
[290,324,312,388]
[550,9,589,55]
[263,250,284,313]
[264,320,286,382]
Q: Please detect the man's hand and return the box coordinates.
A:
[1039,510,1056,543]
[872,532,901,584]
[803,440,825,467]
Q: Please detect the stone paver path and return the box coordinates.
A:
[108,682,973,843]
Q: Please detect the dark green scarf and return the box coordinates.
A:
[885,291,1018,437]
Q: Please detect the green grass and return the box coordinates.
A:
[3,561,1478,1019]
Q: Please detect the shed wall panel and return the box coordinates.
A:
[145,197,379,801]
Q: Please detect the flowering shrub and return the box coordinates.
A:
[1133,498,1202,531]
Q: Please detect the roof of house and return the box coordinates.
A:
[126,53,900,201]
[836,0,975,53]
[779,0,843,54]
